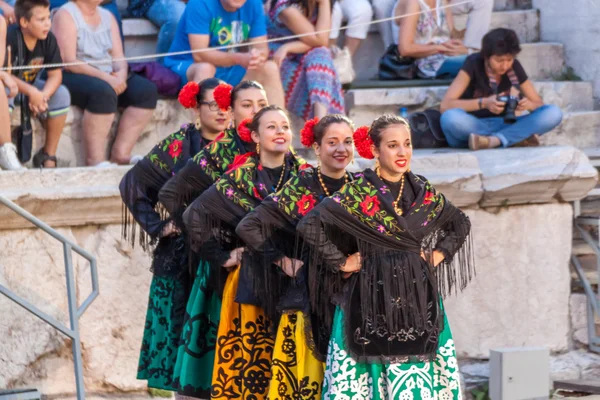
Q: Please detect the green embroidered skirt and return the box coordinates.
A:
[137,275,186,390]
[322,306,462,399]
[172,259,221,398]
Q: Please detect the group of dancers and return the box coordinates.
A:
[120,77,474,400]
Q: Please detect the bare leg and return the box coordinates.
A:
[110,106,154,164]
[187,62,217,83]
[313,102,328,119]
[82,110,115,166]
[245,60,285,109]
[0,82,11,145]
[344,37,363,56]
[42,114,67,167]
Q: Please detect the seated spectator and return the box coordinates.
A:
[440,28,563,150]
[395,0,468,79]
[6,0,70,168]
[49,0,122,39]
[127,0,185,56]
[52,0,158,166]
[0,16,23,170]
[268,0,344,119]
[164,0,285,108]
[377,0,492,51]
[329,0,373,78]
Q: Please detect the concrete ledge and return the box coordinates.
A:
[1,146,595,230]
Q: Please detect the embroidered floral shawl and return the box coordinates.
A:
[297,168,474,361]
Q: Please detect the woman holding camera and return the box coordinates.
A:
[439,28,563,150]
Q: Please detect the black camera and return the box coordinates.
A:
[497,95,521,124]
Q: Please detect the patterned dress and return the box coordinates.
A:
[120,125,208,391]
[268,0,345,120]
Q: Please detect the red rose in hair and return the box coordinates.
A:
[252,186,263,200]
[296,194,317,216]
[168,139,183,159]
[299,163,313,171]
[353,126,374,159]
[300,117,319,147]
[226,152,252,174]
[423,191,434,205]
[178,82,200,109]
[237,119,254,143]
[360,195,380,217]
[213,83,233,111]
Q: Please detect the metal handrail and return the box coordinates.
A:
[0,195,98,400]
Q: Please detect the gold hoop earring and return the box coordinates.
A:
[195,117,201,130]
[256,143,261,155]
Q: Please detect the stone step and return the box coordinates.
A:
[346,80,594,115]
[354,36,564,81]
[494,0,532,10]
[542,111,600,150]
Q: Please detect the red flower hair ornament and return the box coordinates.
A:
[353,126,374,159]
[213,83,233,111]
[178,82,200,109]
[300,117,319,148]
[237,119,254,143]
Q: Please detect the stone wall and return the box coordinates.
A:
[534,0,600,99]
[0,146,597,396]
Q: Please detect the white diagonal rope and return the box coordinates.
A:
[2,0,472,71]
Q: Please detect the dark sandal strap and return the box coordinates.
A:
[33,150,58,168]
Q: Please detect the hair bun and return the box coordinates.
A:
[237,118,253,143]
[178,82,200,109]
[213,83,233,111]
[300,117,319,147]
[353,126,374,159]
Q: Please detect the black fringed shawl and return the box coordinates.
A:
[296,169,474,362]
[158,128,256,226]
[119,124,209,275]
[235,168,352,357]
[182,151,307,307]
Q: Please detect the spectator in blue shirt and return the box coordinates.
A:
[127,0,185,56]
[164,0,285,108]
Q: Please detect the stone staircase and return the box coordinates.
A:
[19,0,600,167]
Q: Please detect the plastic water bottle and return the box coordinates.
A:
[399,107,409,119]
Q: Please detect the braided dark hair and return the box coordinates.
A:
[369,114,411,148]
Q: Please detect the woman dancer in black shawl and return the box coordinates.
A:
[118,78,229,391]
[297,114,474,399]
[158,80,268,220]
[235,114,356,399]
[183,105,307,400]
[162,81,270,398]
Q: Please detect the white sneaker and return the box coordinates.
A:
[129,154,144,164]
[94,161,118,168]
[0,143,26,171]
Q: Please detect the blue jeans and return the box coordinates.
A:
[146,0,186,57]
[435,55,467,79]
[440,105,564,148]
[50,0,123,40]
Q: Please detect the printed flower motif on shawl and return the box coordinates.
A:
[360,195,380,217]
[296,194,316,216]
[168,139,183,159]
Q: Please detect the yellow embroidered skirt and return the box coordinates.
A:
[211,266,275,400]
[267,311,325,400]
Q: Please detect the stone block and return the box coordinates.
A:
[571,293,589,346]
[0,167,128,230]
[518,42,565,80]
[0,224,153,395]
[19,100,192,168]
[445,203,573,358]
[471,146,599,207]
[543,111,600,150]
[346,81,593,121]
[494,0,532,10]
[455,8,540,43]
